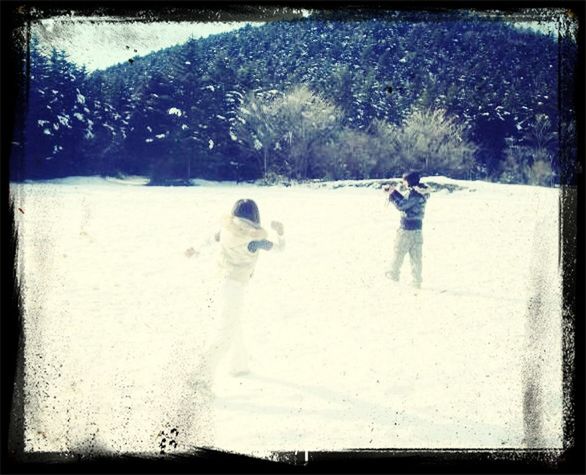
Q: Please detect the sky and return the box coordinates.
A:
[32,18,257,71]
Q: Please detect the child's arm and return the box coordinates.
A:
[185,230,220,258]
[413,184,431,198]
[269,220,286,251]
[388,189,420,211]
[247,221,285,253]
[248,240,273,252]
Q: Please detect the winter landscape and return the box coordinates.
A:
[11,176,563,458]
[4,4,577,465]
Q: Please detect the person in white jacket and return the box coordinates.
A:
[201,199,284,382]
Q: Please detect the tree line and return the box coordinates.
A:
[11,13,577,186]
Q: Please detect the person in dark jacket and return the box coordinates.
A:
[384,171,431,288]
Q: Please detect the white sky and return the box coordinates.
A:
[512,20,559,37]
[32,17,257,71]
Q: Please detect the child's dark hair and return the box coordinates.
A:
[402,171,421,187]
[232,199,260,225]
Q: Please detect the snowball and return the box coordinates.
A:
[208,139,214,149]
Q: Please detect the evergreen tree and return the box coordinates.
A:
[18,12,568,185]
[22,42,89,178]
[124,70,180,180]
[22,37,53,178]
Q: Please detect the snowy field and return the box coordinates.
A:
[10,176,564,459]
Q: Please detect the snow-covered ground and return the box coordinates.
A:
[10,176,564,459]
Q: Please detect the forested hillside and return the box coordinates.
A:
[12,11,577,185]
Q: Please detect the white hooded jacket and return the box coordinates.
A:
[217,215,283,284]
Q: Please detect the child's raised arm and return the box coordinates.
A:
[413,184,431,198]
[185,231,220,258]
[269,220,286,251]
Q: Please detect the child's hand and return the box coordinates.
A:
[185,247,197,258]
[382,184,395,193]
[270,220,284,236]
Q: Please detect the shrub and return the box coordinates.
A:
[394,108,477,177]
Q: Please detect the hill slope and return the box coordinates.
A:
[16,10,575,183]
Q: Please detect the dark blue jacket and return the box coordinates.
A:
[389,187,429,230]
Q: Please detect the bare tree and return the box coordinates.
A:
[394,108,477,177]
[234,90,283,177]
[270,86,340,179]
[368,119,403,178]
[235,86,340,180]
[315,127,377,180]
[501,114,557,186]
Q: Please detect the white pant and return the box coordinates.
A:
[389,229,423,285]
[202,278,250,379]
